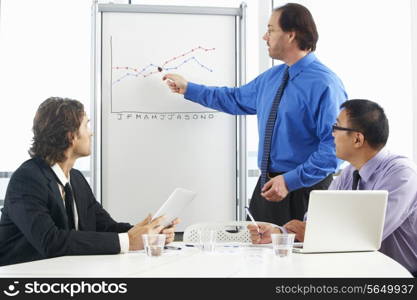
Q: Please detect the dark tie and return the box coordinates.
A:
[260,67,290,187]
[64,183,76,229]
[352,170,361,190]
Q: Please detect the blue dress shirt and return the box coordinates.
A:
[185,53,347,191]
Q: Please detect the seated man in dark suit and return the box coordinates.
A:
[0,97,179,266]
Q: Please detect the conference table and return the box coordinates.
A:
[0,243,412,277]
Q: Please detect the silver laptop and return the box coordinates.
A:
[293,190,388,253]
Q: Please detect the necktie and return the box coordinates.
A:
[63,183,76,229]
[352,170,361,190]
[260,67,290,187]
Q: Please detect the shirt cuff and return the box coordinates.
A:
[268,224,287,234]
[184,82,202,101]
[276,226,288,234]
[118,233,129,254]
[283,169,302,192]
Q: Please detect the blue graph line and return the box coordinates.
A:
[163,57,213,72]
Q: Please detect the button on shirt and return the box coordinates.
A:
[328,148,417,273]
[51,164,129,253]
[185,53,347,191]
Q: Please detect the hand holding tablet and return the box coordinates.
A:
[152,188,196,227]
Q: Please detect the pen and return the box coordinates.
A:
[245,206,262,238]
[164,245,181,250]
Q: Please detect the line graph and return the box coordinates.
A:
[112,46,215,85]
[108,36,221,115]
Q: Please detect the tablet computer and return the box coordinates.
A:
[152,188,196,226]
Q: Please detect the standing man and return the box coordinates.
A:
[248,99,417,276]
[0,97,178,266]
[163,3,347,225]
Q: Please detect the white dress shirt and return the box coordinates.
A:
[51,164,129,253]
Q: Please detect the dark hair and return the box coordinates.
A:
[29,97,85,165]
[274,3,318,51]
[340,99,389,149]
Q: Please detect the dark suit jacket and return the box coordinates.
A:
[0,157,133,266]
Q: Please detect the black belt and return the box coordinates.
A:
[267,172,284,178]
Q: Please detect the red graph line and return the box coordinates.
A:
[161,46,215,67]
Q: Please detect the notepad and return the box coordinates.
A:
[152,188,196,227]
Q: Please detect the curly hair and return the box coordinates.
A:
[29,97,85,165]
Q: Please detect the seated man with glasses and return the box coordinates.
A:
[248,99,417,277]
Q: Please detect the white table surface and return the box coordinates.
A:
[0,243,412,278]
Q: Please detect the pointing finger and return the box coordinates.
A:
[162,73,173,81]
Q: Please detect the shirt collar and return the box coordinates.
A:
[358,147,389,182]
[287,52,316,80]
[51,163,70,186]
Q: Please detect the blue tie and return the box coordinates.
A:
[260,67,290,187]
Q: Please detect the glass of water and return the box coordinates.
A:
[142,234,166,257]
[198,229,216,253]
[271,233,295,257]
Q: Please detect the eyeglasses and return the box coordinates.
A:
[332,123,361,133]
